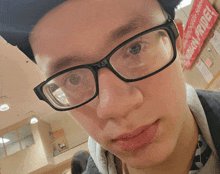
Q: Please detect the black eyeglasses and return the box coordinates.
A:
[34,18,179,111]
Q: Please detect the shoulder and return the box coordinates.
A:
[196,89,220,100]
[195,89,220,124]
[196,89,220,114]
[196,89,220,160]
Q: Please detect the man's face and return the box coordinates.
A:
[30,0,189,169]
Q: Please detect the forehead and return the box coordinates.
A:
[30,0,166,76]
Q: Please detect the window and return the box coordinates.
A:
[0,124,35,158]
[3,130,20,156]
[18,124,35,149]
[0,140,5,158]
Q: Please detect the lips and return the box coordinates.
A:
[112,119,159,151]
[114,123,154,140]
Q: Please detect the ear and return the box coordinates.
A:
[174,18,184,54]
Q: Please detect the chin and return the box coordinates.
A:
[121,134,178,169]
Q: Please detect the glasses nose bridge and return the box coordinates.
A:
[93,57,110,72]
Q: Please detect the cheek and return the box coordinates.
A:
[137,56,186,114]
[69,106,97,129]
[68,101,107,141]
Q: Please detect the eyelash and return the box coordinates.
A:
[122,41,148,56]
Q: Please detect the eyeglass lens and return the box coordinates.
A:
[42,29,174,109]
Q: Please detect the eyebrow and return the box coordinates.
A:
[109,15,148,42]
[48,56,84,76]
[48,15,148,76]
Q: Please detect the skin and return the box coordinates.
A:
[30,0,198,173]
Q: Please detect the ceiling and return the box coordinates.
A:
[0,35,68,130]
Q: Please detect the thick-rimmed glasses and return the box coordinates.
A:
[34,18,179,111]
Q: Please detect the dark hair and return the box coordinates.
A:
[0,0,182,63]
[71,158,83,174]
[158,0,182,19]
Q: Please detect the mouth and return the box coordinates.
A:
[112,119,159,151]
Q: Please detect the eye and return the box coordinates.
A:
[48,83,59,92]
[68,74,81,85]
[129,43,142,55]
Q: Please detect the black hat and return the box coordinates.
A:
[0,0,180,63]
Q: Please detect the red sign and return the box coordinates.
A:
[183,0,218,70]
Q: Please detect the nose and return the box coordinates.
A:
[96,68,143,120]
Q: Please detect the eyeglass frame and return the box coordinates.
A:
[34,18,179,111]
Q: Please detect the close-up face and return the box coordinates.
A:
[30,0,191,169]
